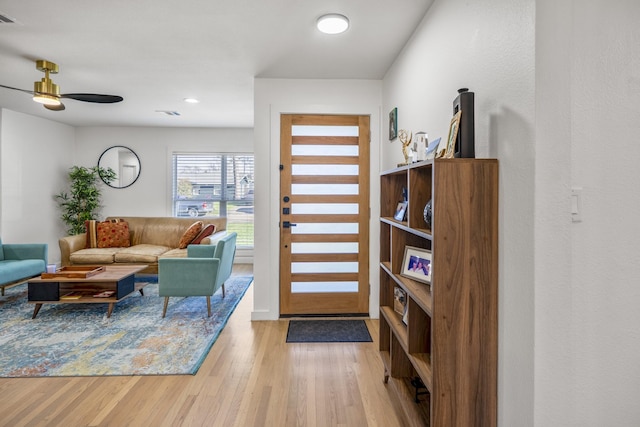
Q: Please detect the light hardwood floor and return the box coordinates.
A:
[0,265,403,427]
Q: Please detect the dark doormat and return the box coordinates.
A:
[286,319,372,343]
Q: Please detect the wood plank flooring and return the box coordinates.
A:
[0,265,403,427]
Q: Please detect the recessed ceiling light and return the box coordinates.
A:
[184,98,199,103]
[317,14,349,35]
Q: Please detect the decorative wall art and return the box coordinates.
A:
[389,107,398,141]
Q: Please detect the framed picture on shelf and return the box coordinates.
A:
[440,110,462,159]
[425,137,441,160]
[393,286,407,316]
[400,245,432,284]
[393,201,408,221]
[389,107,398,141]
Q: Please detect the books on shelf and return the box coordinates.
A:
[93,290,115,298]
[60,290,115,299]
[60,292,84,300]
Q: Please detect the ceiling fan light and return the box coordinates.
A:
[33,78,61,106]
[33,93,61,106]
[317,14,350,34]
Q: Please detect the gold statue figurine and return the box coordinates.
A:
[398,129,413,166]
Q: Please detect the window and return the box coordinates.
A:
[172,153,254,248]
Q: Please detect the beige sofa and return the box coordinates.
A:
[59,216,227,274]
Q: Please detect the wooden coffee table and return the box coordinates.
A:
[27,265,148,319]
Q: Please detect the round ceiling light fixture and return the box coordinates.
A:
[183,98,199,104]
[316,13,349,35]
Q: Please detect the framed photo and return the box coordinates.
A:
[393,286,407,317]
[439,110,462,159]
[393,201,407,221]
[389,107,398,141]
[425,137,441,160]
[400,245,432,284]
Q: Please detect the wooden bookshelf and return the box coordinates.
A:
[379,159,498,426]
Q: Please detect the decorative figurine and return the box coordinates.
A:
[397,129,413,166]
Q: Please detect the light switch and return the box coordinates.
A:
[571,187,582,222]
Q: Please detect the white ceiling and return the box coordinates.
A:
[0,1,433,128]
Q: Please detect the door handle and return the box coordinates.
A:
[283,221,297,228]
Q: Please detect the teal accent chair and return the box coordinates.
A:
[0,237,48,296]
[158,232,237,318]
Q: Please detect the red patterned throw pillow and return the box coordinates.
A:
[191,224,216,244]
[178,221,204,249]
[97,221,131,248]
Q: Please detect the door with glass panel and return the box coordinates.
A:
[280,114,370,315]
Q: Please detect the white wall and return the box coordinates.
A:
[381,0,536,425]
[252,78,382,320]
[74,127,253,217]
[0,109,75,264]
[534,2,574,425]
[537,1,640,426]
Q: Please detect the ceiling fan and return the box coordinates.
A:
[0,59,123,111]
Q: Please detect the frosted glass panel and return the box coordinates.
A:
[292,125,359,137]
[291,262,358,274]
[292,203,358,215]
[291,282,359,293]
[291,242,358,254]
[291,223,358,234]
[292,145,358,157]
[292,184,358,195]
[292,164,358,175]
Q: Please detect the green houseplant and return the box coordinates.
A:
[56,166,117,235]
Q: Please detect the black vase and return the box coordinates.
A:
[423,199,432,229]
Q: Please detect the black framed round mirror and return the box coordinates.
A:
[97,146,141,189]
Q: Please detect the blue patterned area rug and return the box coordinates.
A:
[0,275,252,377]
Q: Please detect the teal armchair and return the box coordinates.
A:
[0,237,48,295]
[158,232,237,317]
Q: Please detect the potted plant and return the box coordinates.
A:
[56,166,117,235]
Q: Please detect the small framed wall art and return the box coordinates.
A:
[389,107,398,141]
[400,245,432,284]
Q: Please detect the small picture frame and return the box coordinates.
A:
[440,110,462,159]
[393,286,407,317]
[389,107,398,141]
[400,245,432,284]
[425,137,441,160]
[393,201,408,221]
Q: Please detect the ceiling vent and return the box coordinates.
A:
[0,13,20,24]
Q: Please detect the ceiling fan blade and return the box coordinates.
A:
[44,102,66,111]
[0,83,35,95]
[60,93,123,103]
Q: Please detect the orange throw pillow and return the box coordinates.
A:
[191,224,216,244]
[178,221,203,249]
[97,221,131,248]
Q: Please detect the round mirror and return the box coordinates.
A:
[98,146,141,189]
